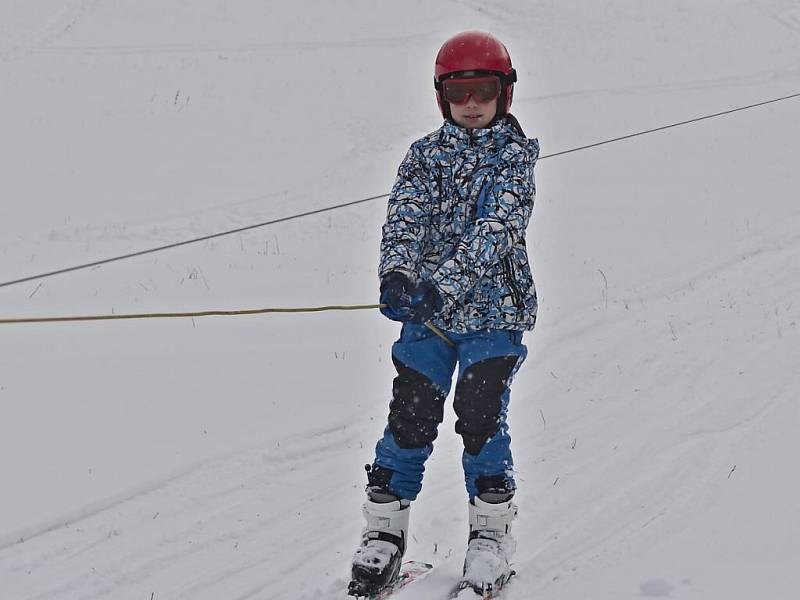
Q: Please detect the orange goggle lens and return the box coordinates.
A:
[441,76,502,105]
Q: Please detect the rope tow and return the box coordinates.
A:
[1,91,798,327]
[537,91,800,159]
[3,91,799,294]
[0,193,390,291]
[0,304,456,345]
[0,304,384,325]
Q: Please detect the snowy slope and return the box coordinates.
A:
[1,1,799,599]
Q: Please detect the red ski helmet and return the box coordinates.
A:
[434,31,517,121]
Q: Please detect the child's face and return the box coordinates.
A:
[450,96,497,129]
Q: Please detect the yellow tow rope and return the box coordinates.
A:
[0,304,456,345]
[0,304,381,324]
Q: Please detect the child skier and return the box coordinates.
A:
[349,31,539,598]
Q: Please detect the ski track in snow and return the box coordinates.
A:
[511,247,800,594]
[0,424,365,600]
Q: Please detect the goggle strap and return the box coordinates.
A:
[435,69,516,88]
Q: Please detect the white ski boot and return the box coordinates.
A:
[459,494,517,597]
[348,492,410,597]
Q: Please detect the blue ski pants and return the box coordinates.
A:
[373,322,527,501]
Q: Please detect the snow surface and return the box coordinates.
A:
[1,1,799,598]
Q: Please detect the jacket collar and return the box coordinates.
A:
[441,117,516,148]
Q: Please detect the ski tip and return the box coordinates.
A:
[448,570,516,599]
[403,559,434,570]
[348,560,434,599]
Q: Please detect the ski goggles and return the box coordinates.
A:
[440,75,502,105]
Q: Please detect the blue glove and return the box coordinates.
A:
[408,280,444,324]
[379,272,413,322]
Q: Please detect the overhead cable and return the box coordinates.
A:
[2,91,798,291]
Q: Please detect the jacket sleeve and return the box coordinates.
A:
[431,140,538,307]
[378,144,432,280]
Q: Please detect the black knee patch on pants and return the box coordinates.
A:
[454,356,519,456]
[388,359,446,449]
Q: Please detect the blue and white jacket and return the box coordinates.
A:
[379,116,539,333]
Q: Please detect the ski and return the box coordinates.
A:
[348,560,433,599]
[447,569,515,599]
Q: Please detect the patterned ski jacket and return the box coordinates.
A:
[379,116,539,333]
